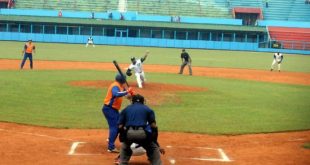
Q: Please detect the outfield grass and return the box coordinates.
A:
[1,41,310,72]
[0,70,309,134]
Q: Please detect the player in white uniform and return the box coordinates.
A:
[126,51,149,88]
[270,52,283,72]
[86,36,95,47]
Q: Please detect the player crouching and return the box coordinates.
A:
[126,51,149,88]
[86,36,95,48]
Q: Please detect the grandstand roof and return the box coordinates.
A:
[0,15,266,32]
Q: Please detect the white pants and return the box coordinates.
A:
[271,59,281,71]
[135,72,146,88]
[86,41,95,47]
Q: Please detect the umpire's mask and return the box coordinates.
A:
[132,94,145,104]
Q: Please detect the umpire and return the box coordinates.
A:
[179,49,192,75]
[118,94,163,165]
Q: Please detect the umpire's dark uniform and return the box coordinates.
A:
[118,94,162,165]
[179,49,192,75]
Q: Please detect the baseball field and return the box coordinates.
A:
[0,41,310,165]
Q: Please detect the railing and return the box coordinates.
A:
[259,39,310,50]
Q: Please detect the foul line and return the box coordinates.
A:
[0,128,75,141]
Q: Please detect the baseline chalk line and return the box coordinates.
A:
[68,142,86,155]
[0,128,75,141]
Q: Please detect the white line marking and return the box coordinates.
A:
[166,145,218,150]
[68,142,85,155]
[288,138,305,142]
[0,128,75,141]
[68,153,102,156]
[166,145,233,162]
[218,148,232,162]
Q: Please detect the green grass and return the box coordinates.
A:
[0,41,309,134]
[303,143,310,149]
[1,41,310,72]
[0,70,309,134]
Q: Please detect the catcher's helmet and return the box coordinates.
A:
[115,74,126,84]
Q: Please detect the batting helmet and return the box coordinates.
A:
[115,74,126,84]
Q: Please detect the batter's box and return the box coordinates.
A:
[68,142,102,156]
[165,145,232,163]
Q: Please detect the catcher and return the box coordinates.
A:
[270,52,283,72]
[126,50,149,88]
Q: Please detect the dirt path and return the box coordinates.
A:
[1,122,309,165]
[1,59,309,85]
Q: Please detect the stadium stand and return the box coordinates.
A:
[2,0,309,53]
[14,0,118,12]
[268,26,310,50]
[11,0,310,22]
[228,0,262,8]
[263,0,310,22]
[126,0,231,18]
[287,0,310,22]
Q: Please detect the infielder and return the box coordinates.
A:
[86,36,95,47]
[126,51,149,88]
[20,39,35,70]
[270,52,283,72]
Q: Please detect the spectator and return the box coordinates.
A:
[247,18,251,26]
[91,12,95,19]
[264,0,269,8]
[7,0,14,8]
[58,10,62,17]
[120,13,125,20]
[108,11,113,19]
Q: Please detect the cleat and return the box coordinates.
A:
[108,148,120,153]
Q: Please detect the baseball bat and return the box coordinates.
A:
[113,60,130,87]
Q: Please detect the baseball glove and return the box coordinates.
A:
[126,69,132,76]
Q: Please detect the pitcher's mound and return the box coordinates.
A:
[69,80,207,106]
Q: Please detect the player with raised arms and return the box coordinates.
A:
[126,50,149,88]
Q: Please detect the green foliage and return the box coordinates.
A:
[0,70,309,134]
[1,41,309,72]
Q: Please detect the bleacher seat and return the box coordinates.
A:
[12,0,310,22]
[269,27,310,50]
[14,0,118,12]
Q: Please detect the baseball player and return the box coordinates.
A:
[20,39,35,70]
[126,50,149,88]
[102,74,134,153]
[86,36,95,47]
[270,52,284,72]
